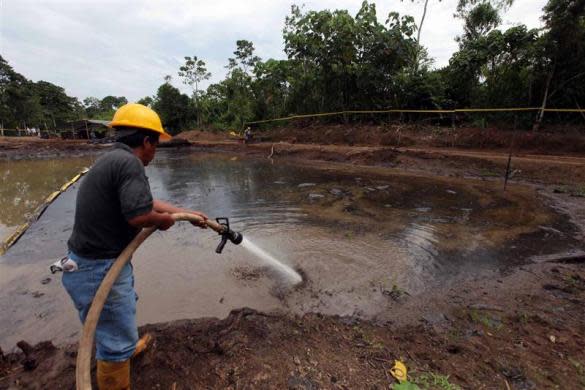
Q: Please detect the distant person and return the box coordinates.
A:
[244,127,253,144]
[61,103,208,389]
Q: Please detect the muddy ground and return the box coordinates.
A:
[0,137,104,160]
[2,260,585,389]
[1,126,585,389]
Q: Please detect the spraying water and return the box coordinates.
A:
[241,238,303,285]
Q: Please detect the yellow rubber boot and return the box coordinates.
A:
[132,333,153,358]
[97,360,130,390]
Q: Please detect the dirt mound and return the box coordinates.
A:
[0,137,104,160]
[251,123,585,154]
[2,261,585,389]
[442,127,585,154]
[176,130,232,142]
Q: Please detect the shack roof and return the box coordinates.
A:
[68,119,111,131]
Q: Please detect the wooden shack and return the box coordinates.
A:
[64,119,112,139]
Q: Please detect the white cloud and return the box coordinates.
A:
[0,0,548,102]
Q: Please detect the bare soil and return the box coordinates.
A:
[177,135,585,187]
[2,126,585,389]
[0,137,104,160]
[2,260,585,389]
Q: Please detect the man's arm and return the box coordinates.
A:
[128,210,175,230]
[153,199,208,228]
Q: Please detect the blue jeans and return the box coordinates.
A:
[62,251,138,361]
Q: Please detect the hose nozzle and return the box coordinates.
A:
[215,217,243,254]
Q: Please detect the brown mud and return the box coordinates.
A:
[1,127,585,389]
[2,260,585,389]
[0,137,104,160]
[178,125,585,186]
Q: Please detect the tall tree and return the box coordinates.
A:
[230,40,261,74]
[153,82,194,134]
[178,55,211,126]
[403,0,442,71]
[533,0,585,129]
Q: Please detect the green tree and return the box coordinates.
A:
[137,96,154,107]
[34,80,80,127]
[231,40,261,73]
[153,82,194,134]
[178,55,211,126]
[100,96,128,111]
[533,0,585,129]
[83,97,102,118]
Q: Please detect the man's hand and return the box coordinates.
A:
[189,211,208,229]
[153,200,208,229]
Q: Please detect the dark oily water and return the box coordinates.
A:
[0,150,581,349]
[0,157,94,242]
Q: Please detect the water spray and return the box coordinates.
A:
[212,217,301,284]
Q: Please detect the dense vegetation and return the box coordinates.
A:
[1,0,583,134]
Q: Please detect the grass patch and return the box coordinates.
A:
[478,168,500,177]
[554,185,585,197]
[569,357,585,387]
[468,309,503,330]
[412,372,462,390]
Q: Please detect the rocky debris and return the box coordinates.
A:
[40,277,51,285]
[308,193,325,200]
[329,188,344,197]
[342,202,358,214]
[16,341,38,371]
[298,183,316,188]
[232,265,265,282]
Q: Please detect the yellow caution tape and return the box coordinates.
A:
[60,174,81,192]
[0,222,30,256]
[45,191,61,204]
[455,107,540,112]
[0,167,90,255]
[245,107,585,125]
[543,108,585,112]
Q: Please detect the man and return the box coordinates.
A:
[62,103,207,389]
[243,126,253,144]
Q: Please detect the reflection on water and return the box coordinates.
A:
[0,157,94,241]
[0,149,580,349]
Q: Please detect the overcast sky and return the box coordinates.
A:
[1,0,548,102]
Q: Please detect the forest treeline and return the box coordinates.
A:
[1,0,583,134]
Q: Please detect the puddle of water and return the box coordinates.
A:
[0,149,581,349]
[0,157,94,242]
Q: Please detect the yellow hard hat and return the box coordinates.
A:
[109,103,172,141]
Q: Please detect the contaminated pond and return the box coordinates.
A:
[0,157,95,243]
[0,149,581,350]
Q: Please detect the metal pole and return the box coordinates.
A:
[504,129,517,192]
[451,111,456,148]
[504,151,512,192]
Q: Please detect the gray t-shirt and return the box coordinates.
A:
[68,143,153,259]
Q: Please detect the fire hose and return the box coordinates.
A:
[75,212,243,390]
